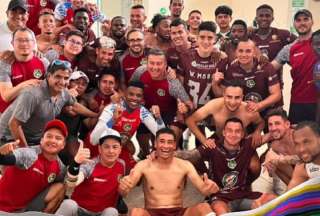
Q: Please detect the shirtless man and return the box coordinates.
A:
[288,121,320,190]
[186,80,264,147]
[119,128,218,216]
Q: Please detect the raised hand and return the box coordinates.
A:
[212,68,224,84]
[0,140,19,155]
[150,105,161,119]
[177,99,188,114]
[74,142,92,164]
[68,85,79,98]
[203,172,219,194]
[113,104,123,122]
[110,88,121,104]
[203,138,216,149]
[119,169,135,195]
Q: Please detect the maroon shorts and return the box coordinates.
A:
[146,207,187,216]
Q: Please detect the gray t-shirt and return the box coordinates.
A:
[0,80,76,144]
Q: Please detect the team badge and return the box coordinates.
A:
[123,123,132,132]
[271,34,278,41]
[245,92,262,103]
[40,0,47,7]
[33,69,43,79]
[157,89,165,97]
[246,79,256,88]
[222,171,239,189]
[48,173,56,183]
[191,61,197,67]
[227,158,237,169]
[140,58,147,65]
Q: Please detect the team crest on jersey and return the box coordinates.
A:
[157,89,166,97]
[123,123,132,132]
[246,79,256,88]
[140,58,147,65]
[222,171,239,189]
[245,92,262,103]
[48,173,56,183]
[33,69,43,79]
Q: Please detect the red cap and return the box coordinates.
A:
[43,119,68,137]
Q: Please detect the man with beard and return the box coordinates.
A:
[312,30,320,124]
[58,7,96,46]
[145,14,172,52]
[77,36,121,91]
[169,0,184,21]
[272,10,317,124]
[129,4,147,32]
[90,81,165,171]
[119,29,147,85]
[288,121,320,189]
[110,16,128,54]
[220,19,248,63]
[0,27,48,114]
[36,9,58,53]
[0,0,29,52]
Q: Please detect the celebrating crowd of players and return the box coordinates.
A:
[0,0,320,215]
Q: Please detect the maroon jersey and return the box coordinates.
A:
[119,50,147,84]
[166,43,197,69]
[0,56,46,112]
[0,147,65,212]
[58,26,96,46]
[225,61,280,106]
[72,158,125,212]
[198,137,261,202]
[220,41,237,63]
[177,49,228,108]
[251,28,296,61]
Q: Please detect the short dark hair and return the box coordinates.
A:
[170,0,184,5]
[151,14,167,30]
[188,9,202,17]
[312,29,320,39]
[224,79,244,91]
[74,7,90,17]
[170,18,187,30]
[65,30,84,42]
[127,80,144,90]
[131,4,144,10]
[266,108,289,121]
[198,21,217,34]
[126,28,144,40]
[98,69,118,83]
[232,19,247,31]
[148,48,166,58]
[224,117,244,129]
[155,128,176,141]
[294,121,320,137]
[111,16,126,24]
[256,4,274,13]
[12,27,36,42]
[215,5,232,17]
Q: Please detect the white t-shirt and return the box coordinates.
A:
[0,22,13,52]
[305,162,320,178]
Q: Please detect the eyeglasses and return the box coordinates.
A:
[51,59,72,69]
[67,39,83,46]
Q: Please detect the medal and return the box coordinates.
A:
[227,158,237,169]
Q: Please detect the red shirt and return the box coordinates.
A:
[119,51,147,84]
[289,39,317,103]
[0,56,46,112]
[72,160,125,212]
[0,152,63,212]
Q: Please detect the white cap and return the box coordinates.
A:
[69,70,89,83]
[99,128,121,144]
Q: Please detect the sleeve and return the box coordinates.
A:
[54,3,67,21]
[197,145,214,161]
[168,79,190,102]
[79,159,97,178]
[63,89,77,106]
[265,63,280,86]
[130,65,146,82]
[90,104,116,145]
[274,43,293,65]
[140,106,165,135]
[13,147,38,169]
[44,49,59,64]
[0,60,12,83]
[40,57,50,71]
[12,91,37,123]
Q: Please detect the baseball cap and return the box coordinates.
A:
[294,9,312,20]
[69,70,89,83]
[93,36,116,49]
[99,128,121,145]
[43,119,68,137]
[7,0,29,12]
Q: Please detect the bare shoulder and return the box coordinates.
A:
[135,159,152,172]
[207,98,223,111]
[174,157,194,171]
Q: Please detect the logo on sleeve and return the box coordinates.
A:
[33,69,43,79]
[48,173,56,183]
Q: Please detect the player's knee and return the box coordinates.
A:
[210,201,229,215]
[101,207,118,216]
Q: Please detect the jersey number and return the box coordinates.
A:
[188,80,211,107]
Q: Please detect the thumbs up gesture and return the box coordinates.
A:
[212,68,224,85]
[74,142,92,164]
[177,99,188,114]
[119,169,136,195]
[202,173,219,195]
